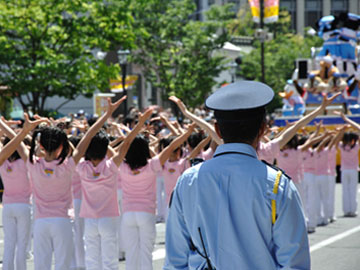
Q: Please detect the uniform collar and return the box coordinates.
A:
[214,143,258,159]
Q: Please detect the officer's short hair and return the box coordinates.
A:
[215,107,266,144]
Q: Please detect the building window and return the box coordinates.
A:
[305,0,323,28]
[331,0,349,16]
[280,0,296,30]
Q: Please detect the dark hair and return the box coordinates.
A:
[30,126,70,164]
[284,134,299,150]
[215,107,266,144]
[125,135,150,170]
[298,135,308,146]
[159,136,183,156]
[342,132,358,149]
[69,136,81,147]
[3,137,21,162]
[85,129,109,161]
[87,117,98,127]
[187,132,204,149]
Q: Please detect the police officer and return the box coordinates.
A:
[164,81,310,269]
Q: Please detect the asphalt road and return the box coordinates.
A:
[0,183,359,269]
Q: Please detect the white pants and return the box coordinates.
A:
[84,217,119,270]
[2,203,31,270]
[317,175,331,223]
[328,175,336,219]
[156,175,166,219]
[73,199,85,268]
[302,172,316,221]
[26,197,35,255]
[308,175,329,227]
[341,169,359,214]
[121,212,156,270]
[33,217,74,270]
[117,189,125,255]
[293,181,305,211]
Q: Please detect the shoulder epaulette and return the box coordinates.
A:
[261,159,291,180]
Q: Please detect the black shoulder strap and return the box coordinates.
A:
[261,159,291,180]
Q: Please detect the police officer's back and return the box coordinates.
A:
[164,81,310,270]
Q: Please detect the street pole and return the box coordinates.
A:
[260,0,265,83]
[121,63,127,117]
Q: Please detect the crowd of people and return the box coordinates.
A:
[0,91,359,269]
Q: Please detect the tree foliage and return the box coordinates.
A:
[229,8,323,111]
[0,0,134,114]
[130,0,235,108]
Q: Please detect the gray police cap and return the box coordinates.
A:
[205,81,274,111]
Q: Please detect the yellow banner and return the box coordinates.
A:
[248,0,279,23]
[110,75,138,93]
[93,93,115,116]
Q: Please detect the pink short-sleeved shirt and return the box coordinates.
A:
[340,142,360,170]
[327,147,337,176]
[163,158,189,204]
[314,148,330,175]
[120,156,162,214]
[72,170,82,200]
[258,140,280,164]
[77,158,120,219]
[0,159,31,204]
[302,148,316,174]
[117,171,122,190]
[26,157,75,219]
[276,148,302,183]
[199,148,214,161]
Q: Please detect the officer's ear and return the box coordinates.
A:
[214,122,223,139]
[258,120,267,138]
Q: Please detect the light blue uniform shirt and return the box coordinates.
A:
[164,143,310,270]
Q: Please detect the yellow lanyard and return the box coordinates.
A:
[272,171,282,225]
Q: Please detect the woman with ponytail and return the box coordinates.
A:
[0,114,77,270]
[71,96,154,270]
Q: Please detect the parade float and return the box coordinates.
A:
[275,12,360,129]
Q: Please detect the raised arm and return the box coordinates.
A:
[169,96,222,145]
[0,114,48,166]
[274,93,340,149]
[328,125,347,149]
[298,133,328,152]
[112,108,153,167]
[0,117,29,162]
[158,123,196,166]
[334,111,360,131]
[188,135,211,160]
[159,114,180,136]
[72,96,126,164]
[315,133,332,153]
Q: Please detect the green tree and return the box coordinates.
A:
[0,0,134,115]
[230,8,322,111]
[130,0,234,108]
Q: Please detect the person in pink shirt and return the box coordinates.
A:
[326,127,345,223]
[119,121,195,270]
[300,127,331,233]
[336,111,360,217]
[0,119,32,270]
[0,114,77,270]
[71,96,143,270]
[258,92,341,164]
[277,136,303,194]
[313,134,333,226]
[340,133,359,217]
[158,124,197,218]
